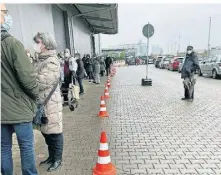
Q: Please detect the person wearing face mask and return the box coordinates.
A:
[26,49,34,64]
[1,4,39,175]
[75,53,85,95]
[33,32,63,172]
[67,49,78,85]
[181,46,200,101]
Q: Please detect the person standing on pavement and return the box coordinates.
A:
[75,53,85,95]
[82,54,88,78]
[94,56,101,84]
[1,4,39,175]
[105,55,113,76]
[65,48,77,85]
[181,46,200,101]
[33,32,63,172]
[62,51,71,104]
[87,55,94,82]
[100,56,106,77]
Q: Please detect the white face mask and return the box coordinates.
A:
[64,53,70,58]
[187,50,192,54]
[33,44,42,53]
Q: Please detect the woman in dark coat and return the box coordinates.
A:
[86,55,94,82]
[76,53,85,95]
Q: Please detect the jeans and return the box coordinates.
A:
[42,133,63,161]
[77,77,84,93]
[1,122,38,175]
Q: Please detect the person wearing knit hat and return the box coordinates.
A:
[180,45,200,101]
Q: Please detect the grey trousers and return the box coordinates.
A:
[95,73,100,84]
[183,74,196,99]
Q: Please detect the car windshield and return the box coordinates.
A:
[178,59,183,62]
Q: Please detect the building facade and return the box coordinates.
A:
[6,4,118,56]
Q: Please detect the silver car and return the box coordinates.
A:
[198,55,221,79]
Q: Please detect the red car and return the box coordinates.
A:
[168,57,184,71]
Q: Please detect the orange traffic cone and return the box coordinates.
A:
[98,96,109,117]
[107,79,111,88]
[104,84,110,99]
[93,132,116,175]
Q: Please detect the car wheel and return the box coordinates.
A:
[212,69,218,79]
[198,69,202,76]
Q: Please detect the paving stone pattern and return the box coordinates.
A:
[12,65,221,175]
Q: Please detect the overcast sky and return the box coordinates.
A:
[101,3,221,53]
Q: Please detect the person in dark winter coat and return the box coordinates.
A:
[86,55,94,82]
[1,4,39,174]
[105,56,113,76]
[76,53,85,95]
[181,46,200,101]
[82,54,87,78]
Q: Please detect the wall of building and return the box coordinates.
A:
[6,4,94,56]
[57,4,92,56]
[6,4,54,50]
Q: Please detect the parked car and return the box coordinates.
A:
[159,57,172,69]
[198,55,221,79]
[155,56,163,68]
[148,57,154,64]
[168,56,184,71]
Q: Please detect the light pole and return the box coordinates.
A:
[207,17,211,58]
[177,36,180,55]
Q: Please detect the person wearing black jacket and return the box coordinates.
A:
[105,56,113,76]
[181,46,200,101]
[76,53,85,95]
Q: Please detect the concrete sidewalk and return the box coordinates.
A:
[13,77,109,175]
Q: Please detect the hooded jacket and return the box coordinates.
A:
[1,29,39,124]
[34,50,63,134]
[181,52,200,78]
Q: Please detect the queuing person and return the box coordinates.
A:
[87,55,94,82]
[105,55,113,76]
[1,4,39,174]
[62,53,71,104]
[65,49,78,85]
[33,32,63,172]
[26,49,34,63]
[75,53,85,95]
[100,56,106,77]
[181,46,200,101]
[93,56,101,84]
[82,54,88,78]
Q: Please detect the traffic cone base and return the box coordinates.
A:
[93,164,116,175]
[93,132,116,175]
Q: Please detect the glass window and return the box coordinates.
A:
[211,57,217,62]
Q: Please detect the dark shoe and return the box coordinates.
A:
[79,92,84,95]
[47,160,62,172]
[181,97,189,100]
[39,157,53,165]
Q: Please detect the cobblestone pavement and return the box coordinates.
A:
[12,65,221,175]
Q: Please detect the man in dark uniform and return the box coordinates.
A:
[181,46,200,101]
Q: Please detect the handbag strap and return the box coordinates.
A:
[43,80,59,106]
